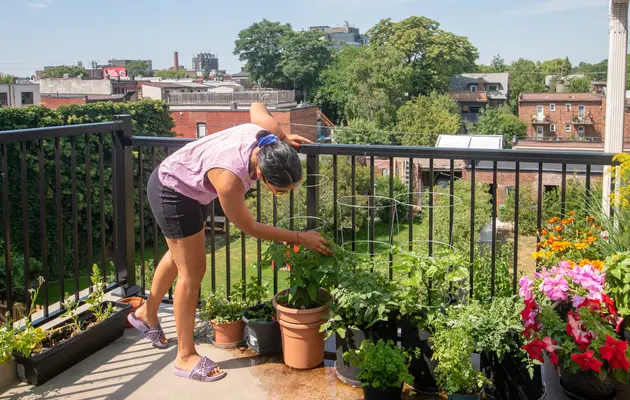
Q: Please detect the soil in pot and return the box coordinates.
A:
[362,384,403,400]
[482,353,545,400]
[242,304,282,356]
[211,320,245,348]
[400,325,439,394]
[335,323,398,387]
[559,370,616,400]
[273,289,329,369]
[117,297,145,328]
[447,392,483,400]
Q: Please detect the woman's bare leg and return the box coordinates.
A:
[135,250,177,337]
[167,230,221,376]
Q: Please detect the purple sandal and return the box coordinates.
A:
[127,312,169,349]
[173,357,227,382]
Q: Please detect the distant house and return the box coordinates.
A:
[449,73,510,126]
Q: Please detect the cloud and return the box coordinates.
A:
[28,0,51,9]
[503,0,607,16]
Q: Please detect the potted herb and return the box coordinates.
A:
[321,264,398,386]
[431,307,488,400]
[14,266,131,385]
[603,252,630,340]
[519,262,629,400]
[393,248,469,393]
[0,315,18,391]
[343,340,413,400]
[242,300,282,355]
[267,241,344,369]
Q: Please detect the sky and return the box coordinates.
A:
[0,0,613,77]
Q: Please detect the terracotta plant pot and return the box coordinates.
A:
[118,297,145,328]
[211,320,245,348]
[273,289,330,369]
[0,360,18,392]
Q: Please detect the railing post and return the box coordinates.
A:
[112,114,141,297]
[306,152,320,230]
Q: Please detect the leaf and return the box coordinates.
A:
[336,328,346,339]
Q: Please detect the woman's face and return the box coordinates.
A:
[257,169,302,197]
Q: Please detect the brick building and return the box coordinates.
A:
[449,73,510,126]
[518,93,605,139]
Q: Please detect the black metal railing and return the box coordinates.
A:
[0,119,618,325]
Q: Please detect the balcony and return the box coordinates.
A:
[530,115,551,124]
[571,115,595,125]
[165,90,296,107]
[0,120,622,400]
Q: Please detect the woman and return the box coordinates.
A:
[128,103,331,382]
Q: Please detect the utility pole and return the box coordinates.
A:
[603,0,629,214]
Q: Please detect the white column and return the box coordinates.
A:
[603,0,629,214]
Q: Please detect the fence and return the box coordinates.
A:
[166,91,296,106]
[0,117,618,327]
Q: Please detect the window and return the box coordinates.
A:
[550,104,556,112]
[488,85,498,91]
[470,106,481,114]
[196,123,206,138]
[578,126,585,137]
[536,126,544,137]
[536,105,544,119]
[403,160,410,184]
[0,93,7,107]
[565,124,572,133]
[550,124,556,132]
[506,186,515,198]
[566,104,572,111]
[462,105,469,113]
[578,105,586,117]
[382,169,390,177]
[21,92,33,105]
[470,85,478,92]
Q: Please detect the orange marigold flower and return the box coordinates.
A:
[554,226,563,233]
[545,251,553,258]
[591,260,604,270]
[569,211,577,216]
[574,242,588,250]
[586,236,597,245]
[549,217,560,224]
[561,218,575,225]
[587,216,595,222]
[551,241,571,251]
[542,229,549,236]
[532,251,543,259]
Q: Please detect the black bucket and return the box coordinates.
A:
[242,304,282,356]
[335,323,398,387]
[400,326,439,394]
[482,353,545,400]
[363,384,403,400]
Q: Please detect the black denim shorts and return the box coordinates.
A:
[147,168,208,239]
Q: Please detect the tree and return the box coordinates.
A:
[397,92,462,147]
[367,16,479,95]
[508,59,547,114]
[40,65,87,78]
[566,76,591,93]
[153,69,188,79]
[0,74,14,84]
[314,45,413,128]
[541,57,572,77]
[125,60,150,77]
[333,119,396,145]
[234,19,292,88]
[279,30,332,101]
[477,54,509,73]
[468,105,527,147]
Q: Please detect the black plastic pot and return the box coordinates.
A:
[13,301,131,386]
[447,391,483,400]
[362,384,403,400]
[335,322,398,387]
[482,353,545,400]
[400,325,439,394]
[559,369,616,400]
[242,304,282,356]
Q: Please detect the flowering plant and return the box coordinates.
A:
[533,212,605,266]
[519,262,630,382]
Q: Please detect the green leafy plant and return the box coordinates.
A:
[321,264,398,339]
[343,339,414,390]
[200,281,269,325]
[244,301,275,322]
[604,252,630,317]
[61,295,81,336]
[13,277,47,358]
[0,315,16,363]
[86,264,115,323]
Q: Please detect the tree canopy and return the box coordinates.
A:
[468,105,527,147]
[507,58,547,114]
[367,16,478,95]
[125,60,151,77]
[397,92,462,147]
[40,65,87,78]
[0,74,14,84]
[566,76,591,93]
[540,57,572,77]
[333,119,396,145]
[153,69,189,79]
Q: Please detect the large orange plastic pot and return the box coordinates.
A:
[211,320,246,348]
[273,289,330,369]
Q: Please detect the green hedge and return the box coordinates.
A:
[0,100,174,283]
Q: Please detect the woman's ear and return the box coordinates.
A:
[256,168,263,180]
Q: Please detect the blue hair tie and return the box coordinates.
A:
[257,134,278,148]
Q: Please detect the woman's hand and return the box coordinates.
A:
[282,134,313,148]
[298,231,333,255]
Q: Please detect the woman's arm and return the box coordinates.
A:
[250,102,313,147]
[208,168,332,255]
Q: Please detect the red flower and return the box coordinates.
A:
[542,336,561,365]
[600,335,630,372]
[523,339,545,363]
[579,298,602,312]
[521,298,537,323]
[522,323,539,339]
[567,312,592,348]
[571,351,604,373]
[293,244,300,253]
[602,294,617,315]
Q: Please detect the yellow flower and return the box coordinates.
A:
[532,251,543,260]
[574,242,588,250]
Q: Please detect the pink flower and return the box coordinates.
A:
[519,276,534,301]
[567,312,592,349]
[540,274,569,301]
[543,336,561,366]
[572,295,586,308]
[558,260,572,270]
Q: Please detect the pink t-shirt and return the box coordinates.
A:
[158,123,262,204]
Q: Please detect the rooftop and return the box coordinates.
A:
[519,93,603,102]
[449,73,509,94]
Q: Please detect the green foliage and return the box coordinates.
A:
[472,244,514,302]
[61,295,81,335]
[244,301,275,322]
[314,45,413,127]
[13,279,46,358]
[0,100,174,284]
[343,339,414,390]
[124,60,150,77]
[573,58,609,82]
[398,92,462,147]
[541,58,573,77]
[233,19,293,88]
[200,281,268,324]
[375,176,409,223]
[322,264,398,338]
[567,76,591,93]
[153,69,189,79]
[0,74,15,84]
[476,55,508,73]
[468,105,527,147]
[280,30,332,101]
[367,16,478,95]
[333,119,396,145]
[0,252,43,303]
[604,252,630,317]
[86,264,114,323]
[40,66,87,79]
[508,59,547,114]
[0,317,15,363]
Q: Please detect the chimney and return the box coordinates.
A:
[477,77,485,92]
[174,51,179,70]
